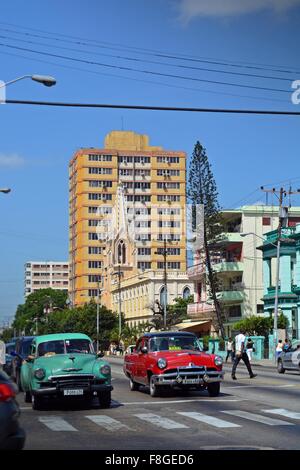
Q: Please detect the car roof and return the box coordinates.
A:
[16,336,35,341]
[143,331,197,338]
[34,333,91,344]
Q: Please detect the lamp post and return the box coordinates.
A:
[0,188,11,194]
[0,74,56,89]
[155,239,170,329]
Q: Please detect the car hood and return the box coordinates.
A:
[151,351,217,367]
[34,353,100,376]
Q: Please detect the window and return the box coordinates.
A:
[88,154,112,161]
[257,304,264,314]
[88,261,102,268]
[157,233,180,241]
[138,248,151,255]
[88,233,99,240]
[88,206,112,215]
[118,156,133,163]
[126,195,151,202]
[88,180,112,188]
[262,217,271,226]
[135,169,150,176]
[88,246,102,254]
[183,287,191,299]
[157,195,180,202]
[128,207,151,215]
[157,182,180,189]
[157,247,180,255]
[157,208,181,215]
[158,220,180,228]
[135,220,151,228]
[88,193,112,200]
[157,169,180,176]
[134,156,150,164]
[119,168,133,176]
[158,262,180,269]
[160,286,167,306]
[228,305,242,318]
[117,240,126,264]
[157,156,180,164]
[88,167,112,174]
[88,275,101,283]
[136,233,151,241]
[138,261,151,270]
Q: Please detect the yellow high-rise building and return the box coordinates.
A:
[69,131,193,324]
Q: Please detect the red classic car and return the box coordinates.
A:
[123,331,224,397]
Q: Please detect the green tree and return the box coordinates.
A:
[233,313,289,337]
[188,141,225,338]
[148,295,193,331]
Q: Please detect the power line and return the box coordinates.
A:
[0,42,292,95]
[5,99,300,115]
[0,50,287,105]
[0,32,296,83]
[0,21,299,74]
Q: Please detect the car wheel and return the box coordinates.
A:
[32,395,43,410]
[98,391,111,408]
[129,377,139,391]
[277,359,285,374]
[149,376,160,397]
[24,391,31,403]
[207,382,220,397]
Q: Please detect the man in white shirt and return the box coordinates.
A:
[231,329,257,380]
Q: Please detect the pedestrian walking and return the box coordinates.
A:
[283,338,291,352]
[245,337,255,362]
[225,337,234,363]
[231,329,257,380]
[276,339,283,360]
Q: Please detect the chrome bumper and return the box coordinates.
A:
[153,370,224,386]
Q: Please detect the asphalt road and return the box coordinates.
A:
[18,358,300,450]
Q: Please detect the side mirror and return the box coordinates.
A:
[141,346,148,354]
[97,351,104,358]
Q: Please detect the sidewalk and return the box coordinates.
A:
[107,355,276,369]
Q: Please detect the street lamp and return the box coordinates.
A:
[0,188,11,194]
[0,74,56,89]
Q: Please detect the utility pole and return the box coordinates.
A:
[96,278,100,352]
[155,239,169,329]
[261,186,300,362]
[118,263,122,339]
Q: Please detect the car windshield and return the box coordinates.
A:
[149,336,202,352]
[21,339,34,356]
[37,339,93,357]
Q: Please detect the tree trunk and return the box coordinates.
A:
[204,229,225,339]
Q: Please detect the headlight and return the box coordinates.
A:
[34,368,46,380]
[214,355,223,366]
[157,358,167,369]
[100,365,111,375]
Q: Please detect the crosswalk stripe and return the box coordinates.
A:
[262,409,300,420]
[85,415,131,431]
[221,410,294,426]
[135,413,188,429]
[38,416,78,431]
[177,411,241,428]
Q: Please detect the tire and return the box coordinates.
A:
[277,359,285,374]
[207,382,220,397]
[98,391,111,408]
[149,375,160,397]
[129,377,139,391]
[32,394,43,410]
[24,391,31,403]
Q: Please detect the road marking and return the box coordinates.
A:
[262,409,300,420]
[221,410,294,426]
[121,398,242,405]
[38,416,78,432]
[177,411,241,428]
[135,413,188,429]
[86,415,131,431]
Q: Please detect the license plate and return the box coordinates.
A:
[182,378,199,384]
[63,389,84,396]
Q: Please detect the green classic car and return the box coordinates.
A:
[20,333,113,410]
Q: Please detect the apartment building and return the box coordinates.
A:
[187,205,300,336]
[24,261,69,298]
[69,130,192,323]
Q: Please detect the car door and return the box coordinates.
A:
[135,338,149,385]
[127,338,141,382]
[21,341,35,391]
[283,347,294,370]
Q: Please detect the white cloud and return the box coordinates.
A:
[178,0,300,22]
[0,154,25,168]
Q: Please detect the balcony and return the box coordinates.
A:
[215,290,244,303]
[187,260,243,280]
[187,302,214,319]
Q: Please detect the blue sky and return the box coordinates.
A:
[0,0,300,323]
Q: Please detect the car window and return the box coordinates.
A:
[5,343,15,354]
[65,339,93,354]
[149,336,201,352]
[38,340,65,356]
[21,339,34,356]
[135,339,143,353]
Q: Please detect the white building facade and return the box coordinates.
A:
[24,261,69,298]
